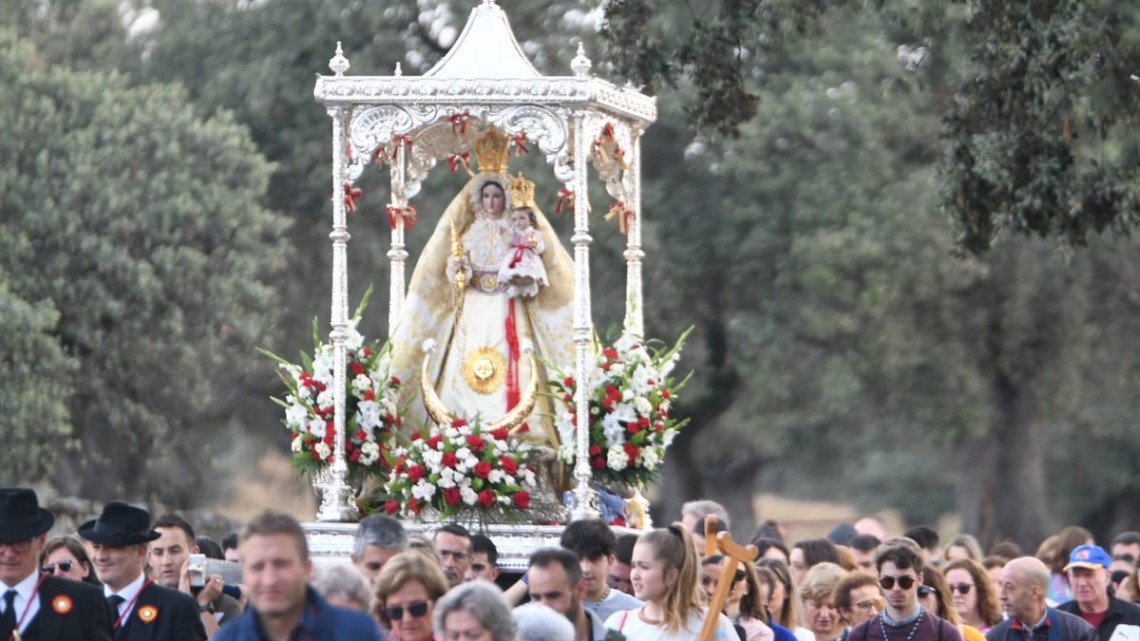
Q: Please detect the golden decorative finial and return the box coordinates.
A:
[473,126,510,173]
[450,221,466,312]
[508,172,536,209]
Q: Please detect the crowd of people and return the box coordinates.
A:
[1,490,1139,641]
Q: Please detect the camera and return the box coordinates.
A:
[188,553,207,589]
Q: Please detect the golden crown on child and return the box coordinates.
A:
[508,172,537,209]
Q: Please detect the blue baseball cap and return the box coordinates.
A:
[1064,544,1111,571]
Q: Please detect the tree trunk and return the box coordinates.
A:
[983,373,1050,551]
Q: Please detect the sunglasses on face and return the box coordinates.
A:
[917,586,937,599]
[878,575,916,590]
[385,601,430,621]
[42,561,74,574]
[947,583,973,595]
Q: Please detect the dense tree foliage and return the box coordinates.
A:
[0,30,290,504]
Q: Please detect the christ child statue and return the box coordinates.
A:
[497,207,548,298]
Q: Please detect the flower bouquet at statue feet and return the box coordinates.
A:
[548,326,693,490]
[259,286,403,488]
[378,417,560,523]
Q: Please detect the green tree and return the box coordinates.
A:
[0,31,291,504]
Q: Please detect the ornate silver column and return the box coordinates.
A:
[317,43,354,521]
[623,125,645,337]
[387,148,409,336]
[569,45,599,520]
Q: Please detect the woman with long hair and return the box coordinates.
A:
[756,558,812,641]
[701,555,774,641]
[605,525,737,641]
[942,559,1001,633]
[917,565,986,641]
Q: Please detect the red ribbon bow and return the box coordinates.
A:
[386,204,417,231]
[449,112,470,135]
[372,146,389,165]
[606,200,636,234]
[344,182,363,214]
[448,151,472,174]
[392,134,413,159]
[556,188,575,214]
[511,133,529,155]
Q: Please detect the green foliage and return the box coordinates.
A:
[0,30,290,503]
[0,267,76,482]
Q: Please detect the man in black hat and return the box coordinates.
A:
[78,501,206,641]
[0,487,113,641]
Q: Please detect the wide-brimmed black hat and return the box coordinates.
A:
[77,501,160,546]
[0,488,55,540]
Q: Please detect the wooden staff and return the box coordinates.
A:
[697,527,759,641]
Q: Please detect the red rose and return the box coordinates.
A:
[478,490,496,508]
[349,362,365,376]
[408,498,422,514]
[662,390,672,399]
[474,462,493,479]
[514,490,531,510]
[563,376,575,388]
[444,487,461,506]
[385,500,400,515]
[411,432,422,441]
[603,348,618,360]
[363,389,376,401]
[441,453,459,468]
[490,428,509,441]
[589,445,603,455]
[452,418,468,428]
[363,347,374,357]
[626,422,640,434]
[355,429,367,441]
[466,435,486,452]
[427,435,443,450]
[624,442,639,455]
[500,456,518,475]
[639,416,650,428]
[563,393,573,404]
[390,375,401,386]
[407,465,426,482]
[591,456,606,469]
[349,449,361,462]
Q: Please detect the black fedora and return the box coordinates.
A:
[0,488,55,540]
[77,501,160,546]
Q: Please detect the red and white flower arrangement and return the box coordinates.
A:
[381,418,538,521]
[549,328,692,489]
[262,288,402,486]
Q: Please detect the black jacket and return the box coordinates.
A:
[113,582,206,641]
[17,575,113,641]
[1057,595,1140,641]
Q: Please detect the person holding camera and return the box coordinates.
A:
[149,514,243,636]
[79,501,207,641]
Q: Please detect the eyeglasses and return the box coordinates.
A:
[878,575,916,590]
[947,583,974,595]
[385,601,431,621]
[852,600,877,612]
[438,549,470,562]
[0,540,32,553]
[917,586,937,598]
[42,561,74,574]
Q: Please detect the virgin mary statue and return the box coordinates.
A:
[390,127,575,454]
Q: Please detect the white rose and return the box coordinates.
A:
[634,396,653,415]
[488,469,505,484]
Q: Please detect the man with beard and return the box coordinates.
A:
[525,548,626,641]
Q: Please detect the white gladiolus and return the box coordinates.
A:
[290,436,303,453]
[663,430,677,447]
[607,446,628,471]
[634,396,653,415]
[461,486,478,506]
[315,442,331,460]
[306,418,325,436]
[412,481,436,500]
[602,413,625,447]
